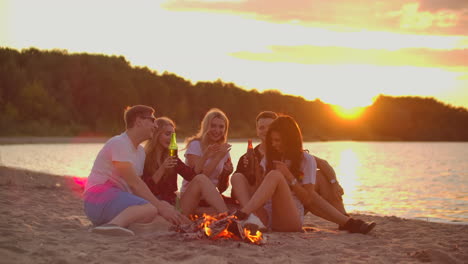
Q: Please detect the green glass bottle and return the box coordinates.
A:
[169,132,178,157]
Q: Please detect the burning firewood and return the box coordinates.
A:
[170,213,265,245]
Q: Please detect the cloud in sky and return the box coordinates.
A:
[419,0,468,11]
[160,0,468,109]
[231,46,468,68]
[163,0,468,35]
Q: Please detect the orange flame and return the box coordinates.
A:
[202,214,217,237]
[244,229,263,244]
[192,213,264,244]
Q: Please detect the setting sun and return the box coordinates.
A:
[332,105,365,119]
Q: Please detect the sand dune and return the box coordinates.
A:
[0,166,466,263]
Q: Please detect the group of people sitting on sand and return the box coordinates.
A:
[83,105,376,236]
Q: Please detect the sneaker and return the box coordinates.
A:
[342,218,376,234]
[241,214,267,233]
[91,224,135,236]
[359,221,376,234]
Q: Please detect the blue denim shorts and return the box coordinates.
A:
[83,182,149,226]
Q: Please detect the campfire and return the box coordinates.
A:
[171,213,265,245]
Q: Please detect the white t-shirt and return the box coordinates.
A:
[84,132,146,193]
[181,140,231,193]
[260,152,317,184]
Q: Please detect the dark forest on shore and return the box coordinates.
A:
[1,47,467,141]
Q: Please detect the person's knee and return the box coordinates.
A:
[231,172,246,184]
[192,173,210,185]
[265,170,284,182]
[140,203,159,218]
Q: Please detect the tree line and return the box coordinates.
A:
[1,47,467,141]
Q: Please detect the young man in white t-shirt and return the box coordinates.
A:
[84,105,189,236]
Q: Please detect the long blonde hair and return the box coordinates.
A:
[185,108,229,152]
[144,117,175,178]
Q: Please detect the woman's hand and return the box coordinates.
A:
[218,143,232,154]
[161,156,177,171]
[162,156,177,169]
[205,144,219,158]
[207,143,231,159]
[330,182,345,201]
[152,157,177,183]
[272,160,293,182]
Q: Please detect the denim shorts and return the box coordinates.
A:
[264,196,304,228]
[83,182,149,226]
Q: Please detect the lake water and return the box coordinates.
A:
[1,141,467,224]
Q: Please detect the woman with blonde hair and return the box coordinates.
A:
[182,108,234,202]
[143,117,228,216]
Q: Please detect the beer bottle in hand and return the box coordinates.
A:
[169,133,178,157]
[246,139,256,185]
[168,133,178,178]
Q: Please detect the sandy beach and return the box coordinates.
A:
[0,166,467,264]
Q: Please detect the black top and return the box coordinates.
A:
[235,145,263,185]
[142,157,196,204]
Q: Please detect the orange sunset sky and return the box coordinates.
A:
[1,0,468,110]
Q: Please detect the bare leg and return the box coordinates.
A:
[108,203,158,227]
[241,170,302,232]
[305,191,349,225]
[231,172,255,206]
[304,202,330,220]
[180,174,228,216]
[315,170,347,214]
[231,172,268,224]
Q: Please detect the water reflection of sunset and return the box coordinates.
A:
[335,148,360,212]
[327,142,415,216]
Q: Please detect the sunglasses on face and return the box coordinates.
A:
[141,116,156,122]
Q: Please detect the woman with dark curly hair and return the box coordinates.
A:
[234,115,375,233]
